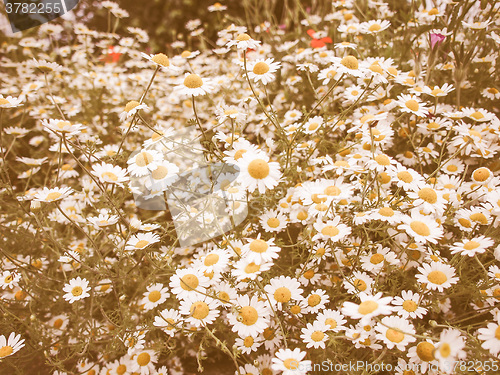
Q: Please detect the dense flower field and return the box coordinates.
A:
[1,0,500,374]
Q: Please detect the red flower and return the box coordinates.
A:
[307,29,332,48]
[101,46,121,64]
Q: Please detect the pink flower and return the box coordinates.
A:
[430,33,446,48]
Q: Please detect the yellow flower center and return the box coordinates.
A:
[253,62,270,75]
[236,33,251,41]
[308,294,321,307]
[311,331,325,342]
[370,253,385,264]
[148,290,161,303]
[403,300,417,312]
[463,241,480,250]
[190,301,209,319]
[151,166,169,180]
[135,240,149,249]
[181,50,192,58]
[405,100,419,112]
[183,74,203,89]
[375,154,391,166]
[427,270,447,285]
[238,306,259,325]
[325,318,337,329]
[218,291,230,302]
[495,326,500,340]
[124,101,140,112]
[470,213,488,224]
[274,287,292,303]
[321,225,339,237]
[284,358,300,370]
[244,262,260,273]
[418,188,438,204]
[71,286,83,296]
[416,341,435,361]
[428,7,439,15]
[53,318,64,329]
[116,365,127,375]
[204,254,219,266]
[151,53,170,67]
[249,239,269,253]
[386,328,405,343]
[0,346,13,358]
[267,218,280,228]
[410,221,430,236]
[180,274,199,291]
[354,279,367,291]
[290,305,301,314]
[341,55,359,70]
[244,336,254,347]
[472,167,490,182]
[471,111,484,120]
[135,152,154,167]
[439,343,451,358]
[368,23,382,32]
[358,300,378,315]
[0,98,9,105]
[136,352,151,366]
[102,172,118,182]
[379,207,394,217]
[45,192,62,201]
[247,159,270,179]
[431,88,444,96]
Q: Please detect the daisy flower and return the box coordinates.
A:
[174,73,215,97]
[241,236,281,265]
[232,258,273,281]
[228,294,271,337]
[477,319,500,356]
[236,151,281,194]
[342,292,393,324]
[123,331,146,355]
[226,33,261,50]
[422,83,454,97]
[398,212,443,244]
[272,348,312,375]
[125,232,160,251]
[91,162,129,187]
[316,309,346,332]
[169,267,210,300]
[303,116,324,134]
[0,332,25,359]
[343,271,374,294]
[300,321,329,349]
[360,19,391,34]
[395,94,429,117]
[235,335,263,354]
[87,212,119,229]
[449,235,494,257]
[305,289,330,314]
[179,294,220,327]
[375,315,417,351]
[0,95,23,108]
[246,58,281,85]
[312,217,351,242]
[127,149,163,177]
[263,276,303,310]
[141,52,179,72]
[407,185,446,215]
[34,186,73,202]
[141,283,170,311]
[392,290,427,319]
[119,101,148,122]
[129,349,158,375]
[416,262,459,292]
[331,55,365,77]
[259,209,288,233]
[62,277,91,303]
[434,329,466,371]
[0,271,20,290]
[153,308,182,337]
[471,167,493,185]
